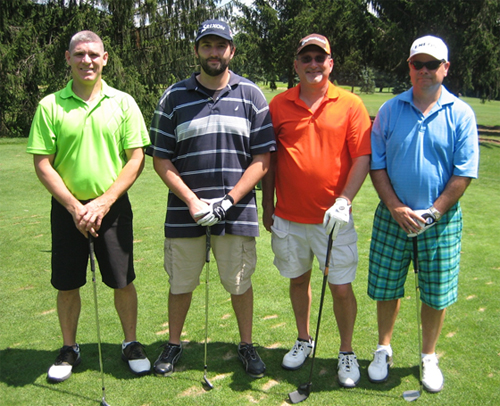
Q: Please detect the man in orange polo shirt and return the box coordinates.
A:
[262,34,371,388]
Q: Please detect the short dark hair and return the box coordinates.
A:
[68,31,104,53]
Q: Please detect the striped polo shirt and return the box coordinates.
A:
[148,71,276,238]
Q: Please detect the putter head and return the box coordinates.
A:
[101,398,111,406]
[288,383,311,404]
[403,389,421,402]
[203,374,214,390]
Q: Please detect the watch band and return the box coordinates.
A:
[429,206,442,221]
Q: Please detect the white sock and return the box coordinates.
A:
[421,352,437,360]
[122,340,134,350]
[377,344,392,357]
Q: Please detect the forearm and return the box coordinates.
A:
[261,152,276,210]
[370,168,406,211]
[339,155,370,204]
[229,153,270,204]
[153,156,206,219]
[94,148,145,210]
[33,155,82,213]
[433,175,472,214]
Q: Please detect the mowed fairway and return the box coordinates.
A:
[1,137,499,406]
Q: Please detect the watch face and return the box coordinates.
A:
[430,207,442,220]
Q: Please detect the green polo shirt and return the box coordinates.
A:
[27,80,150,200]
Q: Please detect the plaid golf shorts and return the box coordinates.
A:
[368,201,463,310]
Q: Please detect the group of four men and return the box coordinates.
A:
[27,19,479,395]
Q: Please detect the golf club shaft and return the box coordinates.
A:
[204,227,212,384]
[89,236,109,404]
[305,229,335,385]
[412,237,423,392]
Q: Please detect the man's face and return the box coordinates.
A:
[294,48,333,87]
[65,41,108,86]
[195,35,234,77]
[409,54,449,90]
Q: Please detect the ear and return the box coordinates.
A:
[65,50,71,65]
[102,51,109,66]
[443,61,450,77]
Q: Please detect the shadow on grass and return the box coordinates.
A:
[0,340,420,402]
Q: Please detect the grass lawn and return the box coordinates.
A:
[1,138,499,406]
[261,85,500,127]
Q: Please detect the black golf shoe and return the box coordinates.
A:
[237,343,266,378]
[153,342,182,376]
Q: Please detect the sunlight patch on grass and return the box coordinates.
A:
[40,309,56,315]
[213,372,231,381]
[179,385,205,397]
[262,379,279,391]
[17,285,35,291]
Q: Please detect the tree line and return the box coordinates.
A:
[1,0,499,137]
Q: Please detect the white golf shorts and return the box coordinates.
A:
[271,215,358,285]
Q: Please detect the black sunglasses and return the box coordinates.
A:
[410,59,445,71]
[297,54,330,64]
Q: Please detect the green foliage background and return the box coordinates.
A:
[1,0,500,137]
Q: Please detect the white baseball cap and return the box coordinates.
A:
[407,35,448,62]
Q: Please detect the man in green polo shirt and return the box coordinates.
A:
[27,30,151,382]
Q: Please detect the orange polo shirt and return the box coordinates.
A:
[269,82,372,224]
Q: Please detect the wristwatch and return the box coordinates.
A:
[429,206,442,221]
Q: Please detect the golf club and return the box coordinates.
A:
[203,226,214,390]
[289,227,336,404]
[403,237,423,402]
[89,236,111,406]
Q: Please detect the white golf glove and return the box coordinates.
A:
[322,197,351,239]
[195,194,234,226]
[407,208,438,237]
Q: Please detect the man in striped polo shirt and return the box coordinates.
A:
[147,19,276,379]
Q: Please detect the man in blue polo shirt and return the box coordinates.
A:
[147,19,276,378]
[367,35,479,393]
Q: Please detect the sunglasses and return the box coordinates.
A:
[410,59,445,71]
[297,54,330,64]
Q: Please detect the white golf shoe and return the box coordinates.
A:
[122,341,151,375]
[422,354,444,393]
[338,352,360,388]
[282,338,314,370]
[368,348,393,382]
[47,344,81,383]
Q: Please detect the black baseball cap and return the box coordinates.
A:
[196,19,233,42]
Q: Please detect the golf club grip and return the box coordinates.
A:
[205,227,211,263]
[412,237,419,274]
[323,229,334,277]
[89,235,97,279]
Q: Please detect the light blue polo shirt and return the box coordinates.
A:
[371,86,479,209]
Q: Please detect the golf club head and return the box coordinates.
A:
[288,383,311,404]
[203,374,214,390]
[101,398,111,406]
[403,389,421,402]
